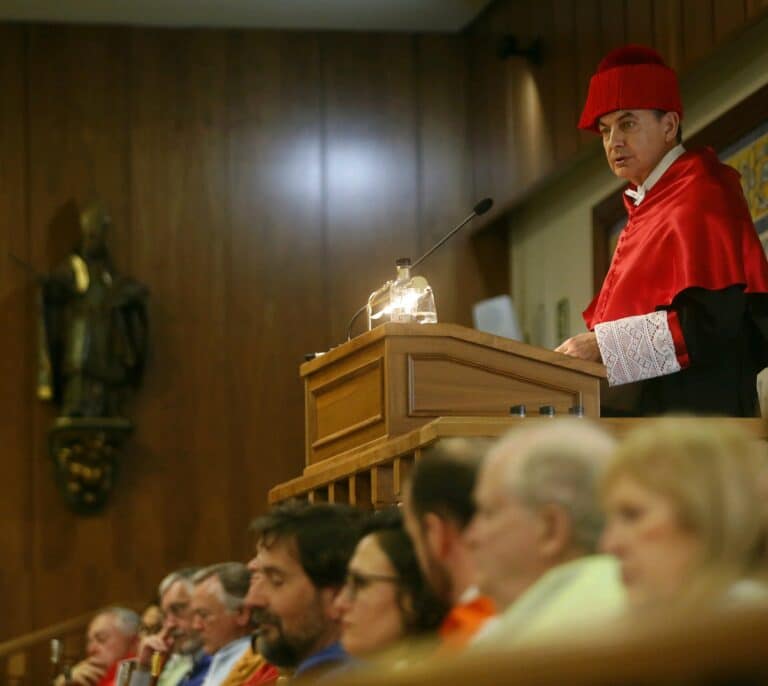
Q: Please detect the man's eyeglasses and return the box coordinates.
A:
[344,570,400,600]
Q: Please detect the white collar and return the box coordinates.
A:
[625,144,685,206]
[457,584,481,605]
[210,635,250,662]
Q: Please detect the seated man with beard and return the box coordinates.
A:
[246,502,364,681]
[130,568,211,686]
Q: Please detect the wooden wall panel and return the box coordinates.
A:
[625,0,655,47]
[714,0,748,42]
[25,23,134,632]
[127,27,240,581]
[322,33,421,343]
[223,30,327,531]
[653,0,684,71]
[0,22,478,641]
[682,0,716,68]
[0,25,34,643]
[5,0,768,642]
[550,0,580,162]
[748,0,768,17]
[467,0,768,220]
[575,0,603,148]
[467,5,518,225]
[530,0,560,163]
[414,35,476,324]
[598,0,627,66]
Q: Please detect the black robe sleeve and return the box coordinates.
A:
[634,286,768,416]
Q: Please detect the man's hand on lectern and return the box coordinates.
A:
[555,332,602,363]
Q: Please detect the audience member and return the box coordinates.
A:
[191,563,272,686]
[56,607,139,686]
[139,601,163,637]
[246,502,363,681]
[601,418,768,608]
[130,568,211,686]
[402,438,496,647]
[334,508,446,658]
[467,419,624,646]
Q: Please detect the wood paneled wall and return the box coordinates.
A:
[468,0,768,226]
[4,0,768,643]
[0,23,488,641]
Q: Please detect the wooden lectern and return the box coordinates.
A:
[271,324,762,506]
[301,323,606,472]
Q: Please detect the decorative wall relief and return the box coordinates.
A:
[38,200,148,513]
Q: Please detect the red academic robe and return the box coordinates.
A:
[583,147,768,416]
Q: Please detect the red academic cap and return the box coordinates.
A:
[578,45,683,132]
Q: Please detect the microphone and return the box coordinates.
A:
[50,639,61,686]
[410,197,493,269]
[343,198,493,341]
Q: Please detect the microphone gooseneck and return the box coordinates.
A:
[410,197,494,270]
[342,197,493,342]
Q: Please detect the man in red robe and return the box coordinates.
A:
[556,45,768,416]
[55,608,139,686]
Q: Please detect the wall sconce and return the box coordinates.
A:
[499,36,543,65]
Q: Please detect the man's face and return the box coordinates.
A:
[86,613,136,667]
[598,109,677,186]
[190,576,248,655]
[246,538,338,669]
[464,456,546,609]
[161,580,202,655]
[402,491,452,603]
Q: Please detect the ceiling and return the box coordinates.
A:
[0,0,493,32]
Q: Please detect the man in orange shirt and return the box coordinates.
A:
[402,438,495,648]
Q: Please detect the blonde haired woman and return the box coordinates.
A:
[601,419,768,608]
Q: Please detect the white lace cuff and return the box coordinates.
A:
[595,311,681,387]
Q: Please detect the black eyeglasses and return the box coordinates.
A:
[344,570,400,600]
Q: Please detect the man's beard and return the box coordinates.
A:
[175,631,204,656]
[250,601,327,669]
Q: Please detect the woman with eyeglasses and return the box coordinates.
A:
[334,508,447,659]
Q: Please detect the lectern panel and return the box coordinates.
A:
[300,323,605,466]
[306,343,387,464]
[408,355,580,415]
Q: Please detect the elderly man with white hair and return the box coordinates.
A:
[55,607,140,686]
[465,419,625,646]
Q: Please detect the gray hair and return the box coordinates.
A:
[193,562,250,612]
[158,567,200,599]
[488,419,616,553]
[99,607,141,637]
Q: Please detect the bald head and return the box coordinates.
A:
[466,420,616,608]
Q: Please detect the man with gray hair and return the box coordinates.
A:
[191,563,275,686]
[129,567,211,686]
[465,419,625,646]
[54,607,139,686]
